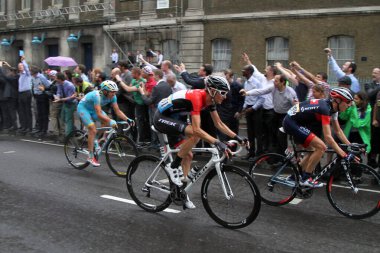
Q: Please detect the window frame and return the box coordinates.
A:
[211,38,232,72]
[21,0,31,11]
[266,36,289,67]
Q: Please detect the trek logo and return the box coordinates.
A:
[158,119,176,127]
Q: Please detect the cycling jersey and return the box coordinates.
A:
[154,89,215,147]
[77,90,117,126]
[157,89,216,116]
[283,99,338,147]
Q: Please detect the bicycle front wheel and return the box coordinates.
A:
[126,155,172,213]
[201,165,261,229]
[327,163,380,219]
[64,130,90,170]
[249,153,298,206]
[105,134,139,177]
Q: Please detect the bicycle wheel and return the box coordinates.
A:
[126,155,172,213]
[64,130,90,170]
[327,163,380,219]
[249,153,299,206]
[105,134,139,177]
[201,165,261,229]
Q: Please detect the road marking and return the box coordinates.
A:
[3,151,15,154]
[20,139,64,147]
[252,172,380,193]
[289,198,303,205]
[100,195,181,214]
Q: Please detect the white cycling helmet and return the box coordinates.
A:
[100,80,119,92]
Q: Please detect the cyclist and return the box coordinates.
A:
[77,80,134,167]
[283,87,355,187]
[153,75,248,208]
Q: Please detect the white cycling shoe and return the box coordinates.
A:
[164,163,183,187]
[185,195,196,209]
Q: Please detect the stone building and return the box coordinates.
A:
[0,0,379,82]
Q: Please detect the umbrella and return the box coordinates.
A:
[44,56,78,67]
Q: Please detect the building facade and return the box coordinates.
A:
[0,0,379,82]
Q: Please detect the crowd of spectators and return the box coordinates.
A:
[0,48,379,170]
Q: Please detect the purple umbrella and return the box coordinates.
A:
[44,56,78,67]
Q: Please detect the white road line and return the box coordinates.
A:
[3,151,15,154]
[100,195,181,214]
[289,198,303,205]
[20,139,64,147]
[252,172,380,194]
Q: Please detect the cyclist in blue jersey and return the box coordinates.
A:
[283,87,356,187]
[77,80,134,166]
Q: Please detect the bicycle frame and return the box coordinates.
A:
[145,129,240,200]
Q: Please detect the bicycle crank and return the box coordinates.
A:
[296,187,313,199]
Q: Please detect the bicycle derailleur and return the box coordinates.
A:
[170,183,188,208]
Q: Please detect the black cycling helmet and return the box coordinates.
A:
[205,75,230,92]
[330,87,353,103]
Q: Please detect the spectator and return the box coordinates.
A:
[139,69,172,148]
[216,69,244,142]
[241,74,298,154]
[149,49,163,68]
[339,91,372,154]
[111,48,119,64]
[90,68,102,84]
[46,70,64,141]
[31,66,51,138]
[17,56,33,135]
[0,62,18,132]
[325,47,360,93]
[242,53,276,153]
[371,89,380,170]
[140,55,174,81]
[93,72,106,90]
[338,76,352,91]
[135,50,143,67]
[54,73,76,137]
[74,64,89,82]
[142,66,157,96]
[166,73,187,93]
[365,67,380,168]
[240,64,264,159]
[72,75,93,101]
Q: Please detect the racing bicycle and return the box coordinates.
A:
[64,121,138,177]
[126,127,261,229]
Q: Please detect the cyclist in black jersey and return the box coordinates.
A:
[283,87,355,187]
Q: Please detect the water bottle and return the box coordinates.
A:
[187,166,201,182]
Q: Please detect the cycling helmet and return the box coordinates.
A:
[330,87,353,103]
[100,80,119,92]
[206,75,230,92]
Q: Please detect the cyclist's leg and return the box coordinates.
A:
[304,137,326,174]
[77,106,97,161]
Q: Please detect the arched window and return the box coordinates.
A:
[212,39,231,72]
[328,36,355,82]
[266,37,289,67]
[162,39,179,64]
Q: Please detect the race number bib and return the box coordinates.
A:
[157,95,173,113]
[287,103,300,116]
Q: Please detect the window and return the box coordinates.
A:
[22,0,31,10]
[266,37,289,67]
[212,39,231,72]
[162,39,179,64]
[0,0,5,13]
[52,0,63,6]
[328,36,355,82]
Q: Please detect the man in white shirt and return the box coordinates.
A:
[166,73,187,93]
[149,49,164,67]
[111,49,119,64]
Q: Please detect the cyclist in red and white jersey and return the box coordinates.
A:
[154,75,248,208]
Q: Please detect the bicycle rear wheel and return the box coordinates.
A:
[201,165,261,229]
[126,155,172,213]
[105,134,138,177]
[64,130,90,169]
[327,163,380,219]
[249,153,298,206]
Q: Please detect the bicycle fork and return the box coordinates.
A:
[215,163,234,200]
[341,163,359,194]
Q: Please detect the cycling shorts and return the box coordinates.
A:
[77,103,107,127]
[283,115,316,148]
[153,111,188,147]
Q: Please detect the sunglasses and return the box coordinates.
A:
[212,88,228,97]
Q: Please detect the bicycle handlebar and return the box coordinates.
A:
[340,143,367,155]
[212,140,243,163]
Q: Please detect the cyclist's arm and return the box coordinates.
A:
[210,110,236,138]
[331,118,350,145]
[94,104,111,123]
[111,102,129,121]
[190,114,217,144]
[322,124,347,157]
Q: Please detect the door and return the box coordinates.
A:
[82,43,93,72]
